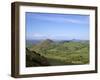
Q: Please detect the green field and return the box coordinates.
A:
[26,39,89,67]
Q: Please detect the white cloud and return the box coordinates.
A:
[65,18,87,24]
[33,33,45,37]
[32,33,48,39]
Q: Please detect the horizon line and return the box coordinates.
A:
[26,39,89,41]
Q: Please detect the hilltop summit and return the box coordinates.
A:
[41,39,53,43]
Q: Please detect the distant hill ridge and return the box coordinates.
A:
[37,39,54,47]
[41,39,54,43]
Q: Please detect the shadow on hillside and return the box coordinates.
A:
[26,48,50,67]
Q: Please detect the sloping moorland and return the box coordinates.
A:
[26,39,89,67]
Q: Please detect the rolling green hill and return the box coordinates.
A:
[26,39,89,67]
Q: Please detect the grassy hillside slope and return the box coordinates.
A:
[26,39,89,67]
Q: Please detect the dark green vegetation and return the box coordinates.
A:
[26,48,50,67]
[26,39,89,67]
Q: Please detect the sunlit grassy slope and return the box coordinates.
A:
[26,39,89,67]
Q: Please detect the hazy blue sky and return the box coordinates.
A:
[26,12,89,40]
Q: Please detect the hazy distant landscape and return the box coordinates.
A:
[26,39,89,67]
